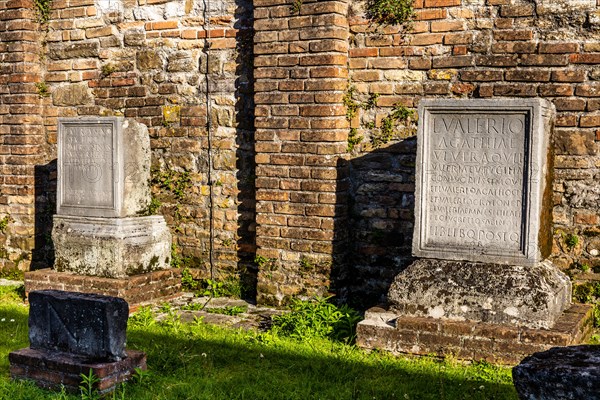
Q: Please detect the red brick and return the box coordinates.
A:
[493,30,533,41]
[424,0,459,6]
[432,55,472,68]
[553,98,586,111]
[505,69,550,82]
[580,115,600,127]
[460,70,503,81]
[538,84,574,97]
[500,4,534,17]
[539,42,579,54]
[520,54,569,66]
[414,9,447,20]
[430,20,464,32]
[570,53,600,64]
[493,83,537,97]
[552,69,586,82]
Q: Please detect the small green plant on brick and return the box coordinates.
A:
[101,63,117,77]
[33,0,52,23]
[564,233,579,250]
[254,255,278,271]
[371,104,415,148]
[365,0,414,27]
[347,128,363,152]
[35,82,50,97]
[151,168,191,201]
[0,215,12,233]
[290,0,302,14]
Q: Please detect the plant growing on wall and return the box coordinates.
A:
[33,0,52,23]
[344,86,416,151]
[365,0,414,27]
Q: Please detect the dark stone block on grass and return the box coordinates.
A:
[513,345,600,400]
[28,290,128,361]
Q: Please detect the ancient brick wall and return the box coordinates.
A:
[0,0,256,289]
[1,0,600,308]
[253,0,350,305]
[0,0,47,272]
[343,0,600,307]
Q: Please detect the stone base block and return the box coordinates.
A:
[388,259,572,329]
[52,215,172,278]
[513,345,600,400]
[357,304,593,365]
[9,348,146,394]
[25,268,181,307]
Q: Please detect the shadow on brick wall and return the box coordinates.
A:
[232,6,257,301]
[334,138,418,310]
[32,160,57,270]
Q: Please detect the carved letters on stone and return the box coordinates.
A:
[413,99,555,265]
[57,118,122,217]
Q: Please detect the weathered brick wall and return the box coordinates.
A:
[0,0,47,271]
[2,0,600,308]
[0,0,256,288]
[253,0,350,305]
[344,0,600,306]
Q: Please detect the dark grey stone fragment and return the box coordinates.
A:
[28,290,128,361]
[513,345,600,400]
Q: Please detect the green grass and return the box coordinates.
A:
[0,288,518,400]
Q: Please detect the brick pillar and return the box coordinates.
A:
[0,0,46,271]
[253,0,350,305]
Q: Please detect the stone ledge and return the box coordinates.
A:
[9,348,146,394]
[24,269,181,308]
[356,303,593,365]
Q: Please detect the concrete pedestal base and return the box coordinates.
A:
[52,215,172,279]
[357,304,593,365]
[388,259,572,329]
[25,268,181,308]
[9,348,146,394]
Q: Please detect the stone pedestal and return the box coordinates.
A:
[388,259,571,329]
[52,215,171,279]
[10,291,146,394]
[356,99,585,361]
[29,117,179,304]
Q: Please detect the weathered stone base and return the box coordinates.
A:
[24,268,181,307]
[52,215,172,278]
[357,304,593,365]
[513,345,600,400]
[388,259,572,329]
[9,348,146,394]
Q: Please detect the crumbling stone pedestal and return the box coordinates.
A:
[513,345,600,399]
[357,99,587,362]
[9,291,146,394]
[25,117,179,305]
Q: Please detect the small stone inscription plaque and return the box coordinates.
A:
[413,99,554,265]
[28,290,128,361]
[58,118,122,217]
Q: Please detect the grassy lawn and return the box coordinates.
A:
[0,286,518,400]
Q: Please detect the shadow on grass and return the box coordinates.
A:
[0,304,517,400]
[125,327,518,400]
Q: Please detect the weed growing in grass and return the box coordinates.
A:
[128,306,156,329]
[79,369,100,400]
[272,296,362,343]
[0,290,518,400]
